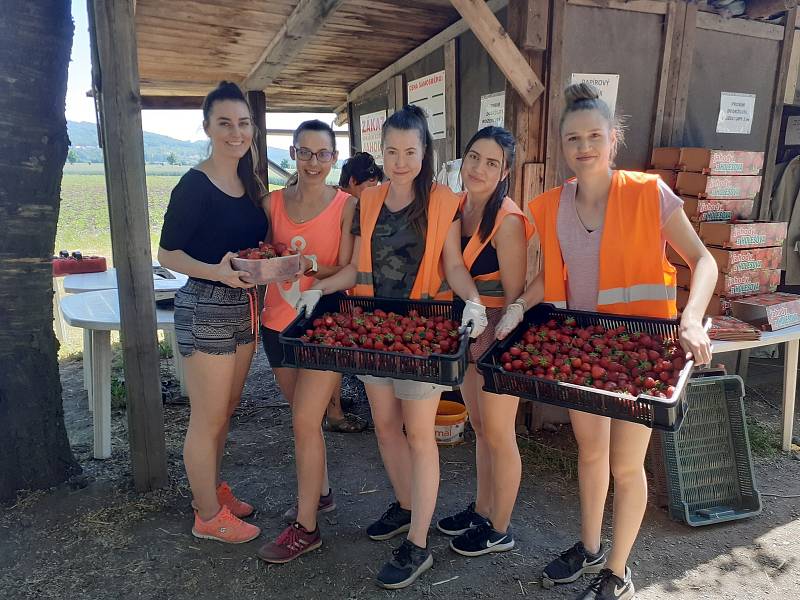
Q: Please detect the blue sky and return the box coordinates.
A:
[67,0,344,151]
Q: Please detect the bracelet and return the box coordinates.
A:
[514,297,528,311]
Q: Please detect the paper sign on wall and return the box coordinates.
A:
[478,92,505,128]
[716,92,756,135]
[570,74,620,114]
[407,70,446,140]
[785,116,800,146]
[359,110,386,163]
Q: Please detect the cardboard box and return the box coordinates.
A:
[699,221,787,249]
[732,292,800,331]
[678,287,732,316]
[646,169,678,189]
[651,147,681,169]
[675,265,779,297]
[678,148,764,176]
[676,172,762,199]
[668,245,784,274]
[681,197,754,222]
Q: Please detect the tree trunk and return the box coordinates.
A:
[0,1,80,501]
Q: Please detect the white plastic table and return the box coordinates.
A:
[712,324,800,451]
[60,289,178,459]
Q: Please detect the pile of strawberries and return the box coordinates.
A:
[498,317,685,399]
[237,241,295,259]
[300,307,461,355]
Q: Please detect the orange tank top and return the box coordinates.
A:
[260,188,350,331]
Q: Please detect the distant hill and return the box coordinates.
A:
[67,121,292,166]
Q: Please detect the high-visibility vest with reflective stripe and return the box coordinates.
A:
[353,182,459,300]
[528,170,677,318]
[460,194,534,308]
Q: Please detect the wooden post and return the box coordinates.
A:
[89,0,168,490]
[661,1,697,147]
[759,6,798,220]
[650,1,678,154]
[544,0,567,191]
[387,74,405,115]
[444,39,459,162]
[247,90,268,186]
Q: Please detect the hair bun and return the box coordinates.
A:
[564,83,601,108]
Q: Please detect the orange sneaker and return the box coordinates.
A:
[192,505,261,544]
[217,481,255,518]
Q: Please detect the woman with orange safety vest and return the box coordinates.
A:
[296,105,488,590]
[435,126,532,558]
[496,84,716,600]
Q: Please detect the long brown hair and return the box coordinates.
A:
[381,105,434,235]
[201,81,267,206]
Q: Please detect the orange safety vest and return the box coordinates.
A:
[528,170,677,318]
[353,182,459,300]
[460,195,534,308]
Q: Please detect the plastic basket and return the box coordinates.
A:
[652,375,762,526]
[476,304,694,431]
[279,294,469,386]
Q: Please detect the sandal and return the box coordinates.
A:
[323,412,368,433]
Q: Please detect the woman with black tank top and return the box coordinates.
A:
[436,127,531,557]
[158,82,268,544]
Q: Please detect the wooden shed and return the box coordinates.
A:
[86,0,798,489]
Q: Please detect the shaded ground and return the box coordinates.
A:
[1,351,799,599]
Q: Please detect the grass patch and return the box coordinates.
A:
[747,419,780,457]
[518,432,579,480]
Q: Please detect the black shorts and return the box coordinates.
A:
[173,279,256,357]
[261,326,286,368]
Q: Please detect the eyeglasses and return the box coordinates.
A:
[293,147,335,163]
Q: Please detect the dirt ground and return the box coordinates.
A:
[2,350,800,600]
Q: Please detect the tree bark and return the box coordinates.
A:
[0,1,80,501]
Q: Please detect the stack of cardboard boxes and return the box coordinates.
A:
[650,147,788,316]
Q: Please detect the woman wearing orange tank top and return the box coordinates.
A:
[257,120,357,565]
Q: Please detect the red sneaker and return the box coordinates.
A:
[283,489,336,523]
[257,522,322,564]
[191,505,260,544]
[217,481,254,518]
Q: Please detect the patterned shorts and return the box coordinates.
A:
[173,279,256,357]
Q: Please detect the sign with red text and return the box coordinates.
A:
[359,110,386,163]
[407,70,446,140]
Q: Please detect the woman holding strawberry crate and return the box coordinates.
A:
[435,126,532,558]
[158,82,268,545]
[295,105,488,589]
[256,120,360,564]
[496,84,716,600]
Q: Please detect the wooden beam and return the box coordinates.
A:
[523,0,549,50]
[89,0,167,491]
[650,1,678,157]
[759,7,798,220]
[444,39,459,162]
[746,0,798,19]
[661,1,697,147]
[786,29,800,104]
[247,90,268,185]
[567,0,668,14]
[697,10,784,40]
[348,0,509,103]
[387,74,406,115]
[242,0,345,91]
[140,96,204,110]
[544,0,567,190]
[450,0,545,107]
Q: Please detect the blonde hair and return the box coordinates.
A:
[560,83,625,158]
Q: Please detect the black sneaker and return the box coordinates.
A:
[436,501,490,536]
[449,521,515,556]
[542,541,607,588]
[376,539,434,590]
[367,502,412,541]
[575,567,635,600]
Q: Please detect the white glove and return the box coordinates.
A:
[496,302,525,340]
[463,300,488,339]
[295,289,323,316]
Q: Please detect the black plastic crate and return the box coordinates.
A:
[651,375,761,526]
[279,294,469,386]
[476,304,695,431]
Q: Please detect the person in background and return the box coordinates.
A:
[158,81,268,544]
[496,83,715,600]
[338,151,385,198]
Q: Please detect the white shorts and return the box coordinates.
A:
[357,375,450,401]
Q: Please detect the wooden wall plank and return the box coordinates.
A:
[697,10,784,40]
[567,0,667,13]
[661,1,697,147]
[444,39,459,162]
[650,1,676,157]
[544,0,567,191]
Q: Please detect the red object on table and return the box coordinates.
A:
[52,255,107,277]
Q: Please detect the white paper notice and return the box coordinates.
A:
[716,92,756,135]
[359,110,386,164]
[407,70,446,140]
[478,92,505,128]
[786,116,800,146]
[570,73,620,114]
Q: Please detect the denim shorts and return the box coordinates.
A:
[357,375,450,401]
[173,279,256,357]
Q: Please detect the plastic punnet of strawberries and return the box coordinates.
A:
[300,306,461,356]
[498,317,686,399]
[237,241,296,259]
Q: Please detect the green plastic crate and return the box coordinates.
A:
[652,375,762,526]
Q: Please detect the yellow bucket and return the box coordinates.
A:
[435,400,468,446]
